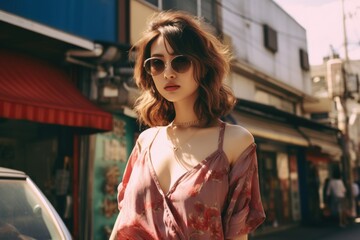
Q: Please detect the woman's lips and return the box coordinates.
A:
[164,85,180,91]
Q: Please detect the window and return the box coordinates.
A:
[0,180,69,239]
[143,0,217,25]
[163,0,197,16]
[263,24,278,53]
[201,0,216,25]
[299,49,310,71]
[143,0,159,7]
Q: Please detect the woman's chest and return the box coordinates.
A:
[148,127,222,193]
[127,147,229,205]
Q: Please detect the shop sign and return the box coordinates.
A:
[92,115,136,239]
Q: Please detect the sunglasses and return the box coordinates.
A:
[143,55,192,76]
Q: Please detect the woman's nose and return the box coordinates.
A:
[163,64,176,79]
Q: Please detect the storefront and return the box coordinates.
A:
[300,128,342,224]
[231,110,303,230]
[0,11,123,239]
[231,99,343,232]
[0,48,114,236]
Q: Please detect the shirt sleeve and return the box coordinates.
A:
[117,141,140,211]
[223,143,266,238]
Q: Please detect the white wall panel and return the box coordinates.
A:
[221,0,311,95]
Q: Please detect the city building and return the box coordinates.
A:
[0,0,350,238]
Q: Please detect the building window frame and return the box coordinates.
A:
[263,24,278,53]
[140,0,216,25]
[299,48,310,71]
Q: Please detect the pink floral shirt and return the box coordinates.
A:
[114,122,265,239]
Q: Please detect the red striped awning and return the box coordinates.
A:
[0,50,113,132]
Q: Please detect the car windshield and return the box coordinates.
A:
[0,178,66,239]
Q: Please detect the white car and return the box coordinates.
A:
[0,167,72,240]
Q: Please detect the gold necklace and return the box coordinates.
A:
[167,125,198,152]
[172,120,200,128]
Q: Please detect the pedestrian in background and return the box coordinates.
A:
[327,167,347,227]
[110,10,266,240]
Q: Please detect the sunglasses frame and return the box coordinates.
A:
[143,55,192,76]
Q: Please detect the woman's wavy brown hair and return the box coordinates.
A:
[133,11,236,127]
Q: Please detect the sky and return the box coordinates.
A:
[273,0,360,65]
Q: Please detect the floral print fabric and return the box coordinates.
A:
[114,122,265,239]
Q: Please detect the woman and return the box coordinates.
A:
[110,11,265,240]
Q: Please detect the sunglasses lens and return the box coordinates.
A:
[144,56,191,76]
[144,58,165,76]
[171,56,191,73]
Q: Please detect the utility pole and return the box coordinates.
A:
[341,0,350,62]
[340,0,349,147]
[340,0,353,214]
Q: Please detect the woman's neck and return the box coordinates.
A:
[172,101,198,125]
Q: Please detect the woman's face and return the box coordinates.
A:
[148,35,199,105]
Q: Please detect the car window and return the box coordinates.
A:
[0,179,66,239]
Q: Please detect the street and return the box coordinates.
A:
[251,222,360,240]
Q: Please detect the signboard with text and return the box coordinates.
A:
[92,114,137,240]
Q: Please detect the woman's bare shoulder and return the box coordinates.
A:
[137,126,162,151]
[223,123,255,164]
